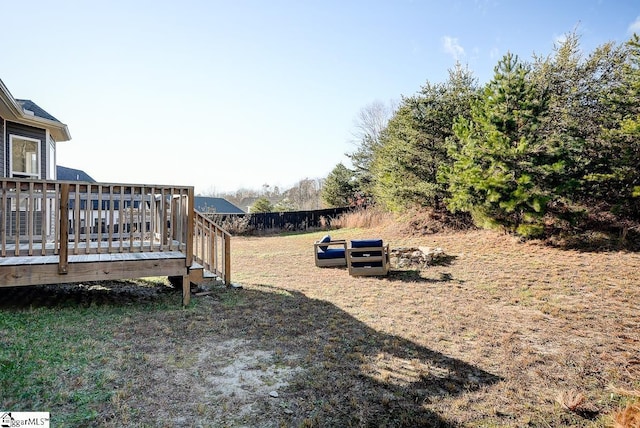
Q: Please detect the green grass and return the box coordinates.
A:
[0,283,181,426]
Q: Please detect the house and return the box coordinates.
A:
[0,78,231,305]
[57,165,95,182]
[194,196,244,214]
[0,79,71,180]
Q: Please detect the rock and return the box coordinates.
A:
[390,246,449,269]
[196,284,210,293]
[269,391,279,398]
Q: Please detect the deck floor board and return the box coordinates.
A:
[0,238,185,266]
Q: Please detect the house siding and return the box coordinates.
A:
[5,121,47,179]
[0,116,4,177]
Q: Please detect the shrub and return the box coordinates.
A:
[207,214,253,235]
[328,207,392,229]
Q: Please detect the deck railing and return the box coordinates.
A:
[0,178,231,285]
[2,178,187,264]
[193,210,231,284]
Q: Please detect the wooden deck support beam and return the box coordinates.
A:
[1,257,187,288]
[182,274,190,306]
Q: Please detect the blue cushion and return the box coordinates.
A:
[318,234,331,252]
[317,248,345,259]
[351,239,383,248]
[350,239,383,258]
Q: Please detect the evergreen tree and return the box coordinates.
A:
[251,197,273,213]
[371,64,478,211]
[592,34,640,219]
[529,32,588,200]
[531,33,638,231]
[322,163,357,207]
[443,53,563,237]
[273,198,297,212]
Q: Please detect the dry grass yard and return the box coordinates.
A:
[1,217,639,427]
[229,225,640,427]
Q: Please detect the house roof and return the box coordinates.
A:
[16,99,60,122]
[57,165,96,182]
[0,78,71,142]
[194,196,245,214]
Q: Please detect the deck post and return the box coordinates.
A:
[182,274,190,306]
[186,187,194,268]
[58,183,69,274]
[224,234,231,285]
[184,189,195,306]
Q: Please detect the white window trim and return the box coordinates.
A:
[46,131,56,180]
[9,134,42,179]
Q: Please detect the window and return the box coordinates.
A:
[9,135,41,178]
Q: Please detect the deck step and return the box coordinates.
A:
[203,270,218,279]
[189,262,220,284]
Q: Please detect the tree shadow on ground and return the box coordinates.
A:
[387,270,457,283]
[0,282,501,426]
[547,229,640,253]
[386,254,459,283]
[211,284,502,427]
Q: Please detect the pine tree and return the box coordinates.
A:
[444,53,562,237]
[322,163,357,207]
[251,197,273,213]
[371,64,478,211]
[592,34,640,219]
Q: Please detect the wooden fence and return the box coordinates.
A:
[209,207,352,233]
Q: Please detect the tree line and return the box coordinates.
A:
[322,33,640,238]
[205,179,324,213]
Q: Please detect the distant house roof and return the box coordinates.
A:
[0,78,71,142]
[57,165,96,182]
[194,196,245,214]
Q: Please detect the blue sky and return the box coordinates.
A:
[3,1,639,194]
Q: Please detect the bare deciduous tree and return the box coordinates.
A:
[347,100,397,195]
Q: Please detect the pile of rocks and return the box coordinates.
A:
[390,246,447,269]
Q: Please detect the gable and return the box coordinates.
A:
[1,78,71,180]
[0,79,70,142]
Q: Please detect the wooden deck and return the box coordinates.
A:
[0,179,231,305]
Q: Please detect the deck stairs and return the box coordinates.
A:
[188,262,223,285]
